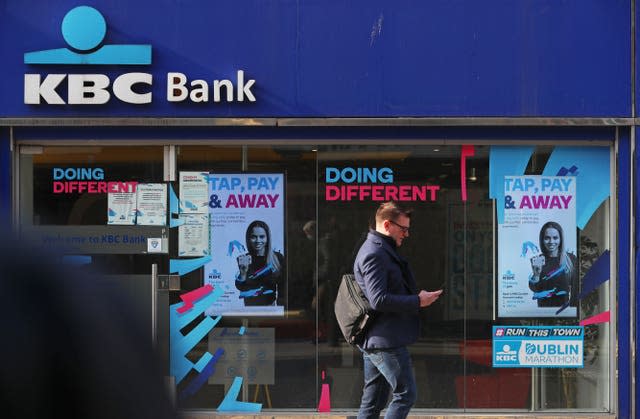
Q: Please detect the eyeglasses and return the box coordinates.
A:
[389,219,410,233]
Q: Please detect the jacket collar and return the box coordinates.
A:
[368,230,402,263]
[367,230,416,293]
[369,229,396,248]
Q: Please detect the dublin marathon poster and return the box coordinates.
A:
[498,176,577,318]
[203,173,285,317]
[493,326,584,368]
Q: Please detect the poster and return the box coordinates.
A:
[179,172,209,213]
[178,213,210,257]
[498,176,577,318]
[204,173,285,317]
[493,326,584,368]
[107,186,137,225]
[136,183,167,225]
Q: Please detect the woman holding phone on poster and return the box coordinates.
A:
[235,220,285,306]
[528,221,578,308]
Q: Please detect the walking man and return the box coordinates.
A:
[354,201,442,419]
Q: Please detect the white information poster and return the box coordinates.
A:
[178,213,210,257]
[498,176,578,318]
[136,183,167,225]
[204,173,285,317]
[107,186,137,225]
[179,172,209,213]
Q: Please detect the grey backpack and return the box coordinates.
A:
[334,273,375,345]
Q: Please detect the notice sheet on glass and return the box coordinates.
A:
[136,183,167,226]
[179,172,209,213]
[107,184,137,225]
[178,213,210,257]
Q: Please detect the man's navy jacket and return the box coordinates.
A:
[353,230,421,350]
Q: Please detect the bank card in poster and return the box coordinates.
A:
[136,183,167,225]
[178,214,210,257]
[498,176,577,318]
[204,173,285,316]
[107,187,137,225]
[179,172,209,213]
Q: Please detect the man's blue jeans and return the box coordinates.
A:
[357,346,417,419]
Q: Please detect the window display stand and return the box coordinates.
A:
[253,384,272,408]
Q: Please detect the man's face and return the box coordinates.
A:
[385,214,410,247]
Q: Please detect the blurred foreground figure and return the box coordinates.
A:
[0,236,176,419]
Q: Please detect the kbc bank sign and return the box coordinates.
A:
[24,6,256,105]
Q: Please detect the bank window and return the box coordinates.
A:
[20,142,613,412]
[168,143,612,411]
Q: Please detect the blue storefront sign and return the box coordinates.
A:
[0,0,631,118]
[492,326,584,368]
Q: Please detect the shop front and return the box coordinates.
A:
[0,1,634,418]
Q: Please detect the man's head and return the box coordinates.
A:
[375,201,412,247]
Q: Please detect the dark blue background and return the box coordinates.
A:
[0,0,631,117]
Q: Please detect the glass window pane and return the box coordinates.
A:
[174,145,318,409]
[36,141,610,413]
[20,145,163,226]
[317,144,465,409]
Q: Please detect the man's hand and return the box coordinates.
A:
[418,289,443,307]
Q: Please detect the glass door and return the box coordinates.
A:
[16,144,169,362]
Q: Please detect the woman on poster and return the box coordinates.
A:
[528,221,578,308]
[235,220,285,306]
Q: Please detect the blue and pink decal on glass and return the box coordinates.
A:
[168,181,261,411]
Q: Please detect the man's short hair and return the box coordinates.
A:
[375,201,413,224]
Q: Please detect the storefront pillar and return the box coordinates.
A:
[618,127,632,419]
[0,127,11,227]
